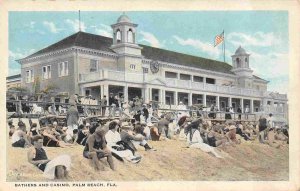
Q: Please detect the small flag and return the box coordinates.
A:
[214,31,224,47]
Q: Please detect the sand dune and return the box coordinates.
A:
[6,137,288,181]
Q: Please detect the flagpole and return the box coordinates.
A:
[223,30,225,63]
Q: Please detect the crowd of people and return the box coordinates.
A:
[7,95,289,180]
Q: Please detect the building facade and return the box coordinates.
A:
[6,74,21,89]
[17,14,288,124]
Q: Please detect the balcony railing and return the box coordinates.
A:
[79,70,288,99]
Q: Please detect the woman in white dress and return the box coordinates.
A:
[105,121,141,163]
[186,120,223,158]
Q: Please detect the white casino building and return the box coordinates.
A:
[17,14,288,124]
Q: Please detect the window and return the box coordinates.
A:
[128,29,134,43]
[116,30,121,43]
[165,71,177,79]
[236,58,241,68]
[193,75,203,82]
[42,65,51,79]
[90,59,98,72]
[245,57,248,63]
[206,78,215,84]
[25,69,34,83]
[130,64,136,70]
[180,74,191,81]
[143,67,148,73]
[58,61,69,77]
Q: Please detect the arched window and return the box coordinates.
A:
[116,30,121,43]
[236,58,241,68]
[127,29,134,43]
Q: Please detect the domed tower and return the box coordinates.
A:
[110,13,142,56]
[231,46,254,89]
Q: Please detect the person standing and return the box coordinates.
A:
[237,106,242,120]
[244,105,250,119]
[258,115,268,143]
[66,100,79,142]
[109,93,116,117]
[100,95,107,116]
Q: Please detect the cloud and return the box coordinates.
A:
[173,35,221,58]
[139,31,163,48]
[9,49,36,60]
[65,19,86,32]
[95,24,112,38]
[43,21,62,34]
[227,32,281,47]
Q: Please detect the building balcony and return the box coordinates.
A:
[79,70,287,100]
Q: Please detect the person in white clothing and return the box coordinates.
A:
[105,121,141,163]
[186,120,223,158]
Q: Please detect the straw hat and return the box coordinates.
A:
[121,122,133,130]
[228,125,237,130]
[147,122,154,127]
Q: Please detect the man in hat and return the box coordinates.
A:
[83,127,115,171]
[11,122,32,148]
[226,121,241,144]
[28,135,71,179]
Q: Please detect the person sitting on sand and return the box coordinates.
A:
[266,127,281,148]
[27,135,71,179]
[120,122,156,153]
[41,125,72,148]
[83,127,115,171]
[105,121,141,163]
[185,119,223,158]
[274,127,288,144]
[11,122,32,148]
[226,122,241,145]
[207,124,228,147]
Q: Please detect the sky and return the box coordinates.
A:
[8,11,289,94]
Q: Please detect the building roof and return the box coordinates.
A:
[22,32,237,75]
[253,75,269,82]
[235,46,247,55]
[6,74,21,80]
[117,14,132,23]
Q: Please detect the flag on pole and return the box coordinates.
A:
[214,31,224,47]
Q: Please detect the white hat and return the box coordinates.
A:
[228,125,237,130]
[53,121,57,125]
[86,123,90,127]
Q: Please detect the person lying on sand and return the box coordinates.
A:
[83,127,115,171]
[27,135,71,179]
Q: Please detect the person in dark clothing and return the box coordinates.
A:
[142,104,149,122]
[133,110,142,122]
[237,106,242,120]
[83,127,115,171]
[28,135,71,179]
[225,107,232,120]
[258,115,268,143]
[75,124,89,145]
[100,95,108,116]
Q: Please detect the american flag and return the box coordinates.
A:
[214,31,224,47]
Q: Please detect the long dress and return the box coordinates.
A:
[105,130,136,161]
[186,129,223,158]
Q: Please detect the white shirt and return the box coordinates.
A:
[186,129,203,145]
[105,130,121,147]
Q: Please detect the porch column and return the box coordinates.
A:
[149,88,153,101]
[188,92,193,106]
[203,94,207,107]
[80,86,85,97]
[250,99,254,113]
[103,84,109,106]
[228,97,232,107]
[124,85,128,103]
[216,95,220,110]
[144,88,150,103]
[174,91,178,105]
[159,89,163,105]
[161,89,165,105]
[241,99,244,113]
